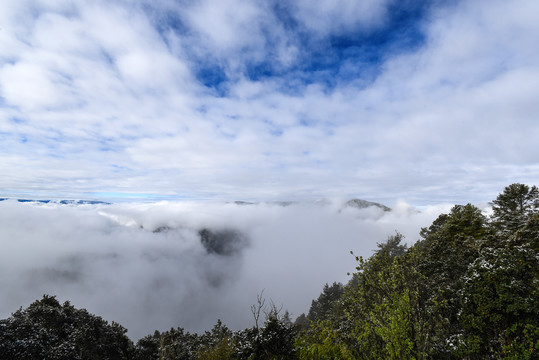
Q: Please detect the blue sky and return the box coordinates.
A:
[1,0,538,205]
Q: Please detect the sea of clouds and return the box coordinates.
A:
[0,199,453,339]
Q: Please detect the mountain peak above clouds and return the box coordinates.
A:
[230,198,392,210]
[343,198,391,212]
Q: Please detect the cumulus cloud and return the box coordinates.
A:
[0,0,538,204]
[289,0,392,36]
[0,200,451,339]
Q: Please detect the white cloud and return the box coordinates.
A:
[183,0,264,52]
[0,0,538,203]
[290,0,392,36]
[0,200,446,339]
[0,62,63,109]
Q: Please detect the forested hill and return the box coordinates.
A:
[1,183,537,359]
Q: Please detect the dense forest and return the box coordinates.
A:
[1,184,537,359]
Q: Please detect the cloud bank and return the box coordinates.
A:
[0,200,451,339]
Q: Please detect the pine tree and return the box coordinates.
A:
[491,183,539,234]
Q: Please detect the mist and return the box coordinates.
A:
[0,199,451,339]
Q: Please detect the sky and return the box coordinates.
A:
[1,0,538,204]
[1,0,538,341]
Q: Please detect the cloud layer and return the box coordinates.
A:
[0,200,451,339]
[1,0,538,204]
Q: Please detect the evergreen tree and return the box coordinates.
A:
[306,282,344,323]
[297,186,538,359]
[491,183,539,234]
[152,327,198,360]
[0,295,133,360]
[196,320,235,360]
[459,214,539,358]
[133,331,161,360]
[412,204,492,357]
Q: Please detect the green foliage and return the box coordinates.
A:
[306,282,344,324]
[375,231,408,258]
[157,327,198,360]
[295,320,354,360]
[491,183,539,235]
[133,331,161,360]
[196,337,235,360]
[253,312,298,359]
[458,214,539,358]
[412,204,492,356]
[131,304,298,360]
[343,234,431,359]
[293,313,309,330]
[0,295,133,360]
[196,320,235,360]
[299,184,538,359]
[347,233,411,358]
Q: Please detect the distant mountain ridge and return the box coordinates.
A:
[0,199,110,205]
[343,198,391,211]
[232,198,392,211]
[0,197,391,211]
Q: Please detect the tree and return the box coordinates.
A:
[344,236,431,359]
[458,214,539,358]
[412,204,492,357]
[295,320,355,360]
[196,336,235,360]
[311,232,420,359]
[153,326,198,360]
[196,320,235,360]
[491,183,539,234]
[306,282,344,324]
[134,331,161,360]
[0,295,133,360]
[375,231,408,258]
[294,313,309,330]
[250,290,266,330]
[236,293,299,360]
[255,312,298,359]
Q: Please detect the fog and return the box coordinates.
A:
[0,199,451,339]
